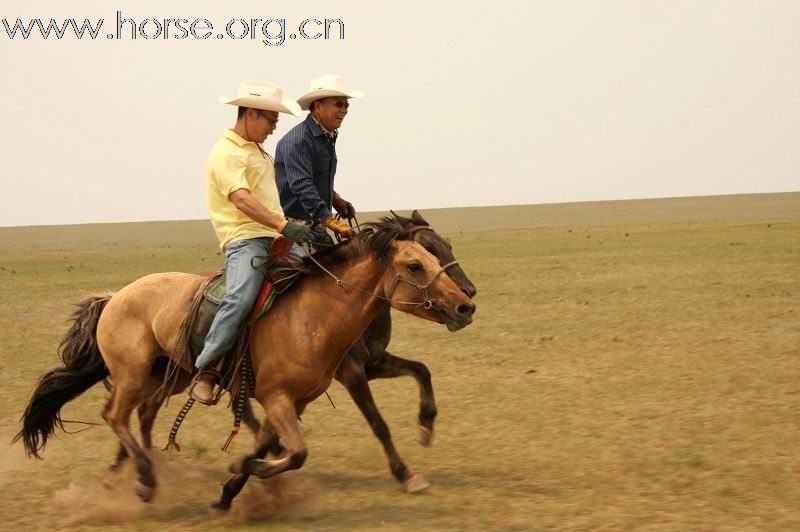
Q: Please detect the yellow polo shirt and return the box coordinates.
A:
[206,129,283,248]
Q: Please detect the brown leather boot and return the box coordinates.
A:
[190,371,219,406]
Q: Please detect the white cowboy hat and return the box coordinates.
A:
[219,81,301,116]
[296,75,364,111]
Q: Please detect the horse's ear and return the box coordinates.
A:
[410,210,429,227]
[391,210,412,226]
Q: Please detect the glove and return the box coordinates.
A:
[280,220,313,244]
[309,226,336,248]
[333,195,356,219]
[322,216,354,237]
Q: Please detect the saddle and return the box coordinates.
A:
[163,238,293,452]
[188,272,276,363]
[187,236,294,364]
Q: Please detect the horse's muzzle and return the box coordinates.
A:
[441,300,475,331]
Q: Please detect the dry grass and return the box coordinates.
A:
[1,192,798,531]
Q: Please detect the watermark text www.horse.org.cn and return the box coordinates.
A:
[1,10,345,46]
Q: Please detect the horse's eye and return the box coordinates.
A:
[406,263,422,273]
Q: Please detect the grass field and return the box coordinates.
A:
[0,192,798,531]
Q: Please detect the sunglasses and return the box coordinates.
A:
[325,99,350,109]
[257,112,279,126]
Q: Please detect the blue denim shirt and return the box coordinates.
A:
[275,115,337,223]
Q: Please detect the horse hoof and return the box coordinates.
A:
[210,500,231,513]
[404,474,430,494]
[134,482,155,503]
[417,426,434,448]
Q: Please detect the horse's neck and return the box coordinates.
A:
[290,254,389,366]
[313,253,387,331]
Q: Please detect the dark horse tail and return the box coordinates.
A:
[13,295,112,459]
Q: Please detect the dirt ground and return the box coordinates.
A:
[1,193,798,531]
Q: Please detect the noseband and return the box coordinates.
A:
[377,225,460,308]
[384,262,450,310]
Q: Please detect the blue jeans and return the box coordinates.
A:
[288,242,307,262]
[287,225,332,261]
[195,237,273,369]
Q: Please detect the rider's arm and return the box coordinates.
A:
[229,189,287,232]
[277,137,333,224]
[213,152,287,232]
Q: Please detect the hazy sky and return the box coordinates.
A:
[1,0,798,227]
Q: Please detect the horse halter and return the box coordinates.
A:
[407,225,461,276]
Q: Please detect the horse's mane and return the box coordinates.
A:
[265,216,413,293]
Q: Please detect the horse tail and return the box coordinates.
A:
[13,295,112,459]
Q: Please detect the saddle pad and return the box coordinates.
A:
[202,272,275,319]
[205,273,227,305]
[189,272,277,360]
[248,283,276,322]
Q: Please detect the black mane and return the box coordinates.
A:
[264,216,413,293]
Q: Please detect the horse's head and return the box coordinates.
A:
[391,210,477,298]
[383,238,475,332]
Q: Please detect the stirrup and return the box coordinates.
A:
[189,370,220,406]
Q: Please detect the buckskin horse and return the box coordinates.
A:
[123,209,476,494]
[15,218,475,510]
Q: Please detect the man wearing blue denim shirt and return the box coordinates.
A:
[191,81,312,405]
[275,75,364,254]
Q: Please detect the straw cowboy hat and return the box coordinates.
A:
[296,75,364,111]
[219,81,301,116]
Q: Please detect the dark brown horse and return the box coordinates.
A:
[122,210,476,493]
[314,210,477,491]
[15,218,476,511]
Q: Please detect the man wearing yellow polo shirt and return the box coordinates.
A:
[192,81,311,405]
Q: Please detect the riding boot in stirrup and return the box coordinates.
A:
[190,371,219,406]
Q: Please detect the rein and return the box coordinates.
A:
[303,247,459,310]
[305,220,460,309]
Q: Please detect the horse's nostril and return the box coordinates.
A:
[456,302,475,316]
[460,286,477,298]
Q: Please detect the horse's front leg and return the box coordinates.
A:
[365,351,437,448]
[337,357,430,493]
[228,394,307,483]
[215,421,280,511]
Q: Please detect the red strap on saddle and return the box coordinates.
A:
[250,282,274,318]
[269,236,293,260]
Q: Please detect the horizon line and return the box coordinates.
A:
[1,190,797,230]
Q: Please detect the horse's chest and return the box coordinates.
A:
[289,371,335,403]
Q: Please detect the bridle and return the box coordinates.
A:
[406,223,461,281]
[303,224,460,310]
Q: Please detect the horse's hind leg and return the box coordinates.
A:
[138,393,166,450]
[241,399,262,435]
[109,444,129,472]
[108,375,165,471]
[102,378,157,502]
[366,351,437,448]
